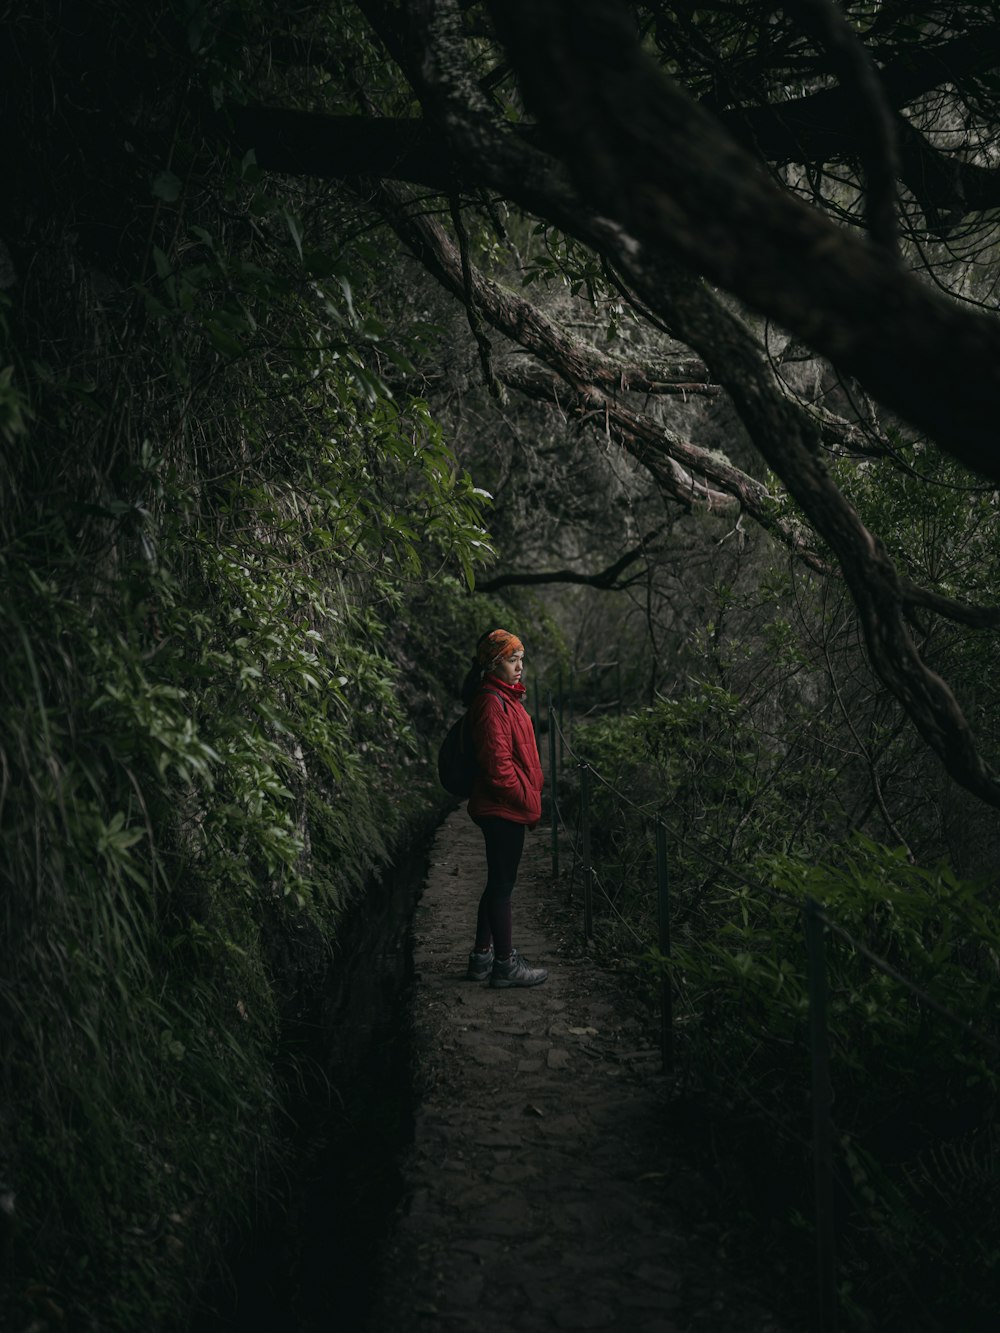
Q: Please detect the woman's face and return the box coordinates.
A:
[491,649,524,687]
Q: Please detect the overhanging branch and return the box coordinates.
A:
[479,0,1000,486]
[476,530,663,592]
[235,0,1000,806]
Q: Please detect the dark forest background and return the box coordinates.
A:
[3,2,1000,1328]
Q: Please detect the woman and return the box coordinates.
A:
[461,628,548,988]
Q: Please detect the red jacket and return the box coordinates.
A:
[467,677,544,827]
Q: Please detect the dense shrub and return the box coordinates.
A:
[562,626,1000,1328]
[0,7,496,1323]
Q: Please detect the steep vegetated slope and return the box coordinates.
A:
[0,4,507,1326]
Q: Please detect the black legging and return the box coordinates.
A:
[473,816,525,958]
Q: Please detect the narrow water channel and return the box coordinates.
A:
[190,821,437,1332]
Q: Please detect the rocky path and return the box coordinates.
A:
[370,808,788,1333]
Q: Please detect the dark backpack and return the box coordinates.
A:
[437,689,506,798]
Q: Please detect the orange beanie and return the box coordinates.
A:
[476,628,524,669]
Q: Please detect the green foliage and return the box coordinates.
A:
[836,437,1000,607]
[536,494,1000,1323]
[565,678,1000,1328]
[9,2,1000,1328]
[0,6,497,1326]
[677,839,1000,1329]
[517,220,631,340]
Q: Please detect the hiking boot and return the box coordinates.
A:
[490,948,548,988]
[466,947,494,981]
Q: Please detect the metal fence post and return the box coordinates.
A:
[655,821,673,1074]
[548,694,559,880]
[581,763,594,942]
[558,668,564,766]
[804,897,838,1333]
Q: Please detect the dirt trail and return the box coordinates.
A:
[371,807,787,1333]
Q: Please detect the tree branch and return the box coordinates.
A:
[784,0,899,255]
[371,187,821,538]
[476,530,663,592]
[479,0,1000,485]
[381,181,1000,631]
[232,63,1000,482]
[714,20,1000,228]
[369,184,714,397]
[230,107,464,191]
[449,195,506,401]
[236,0,1000,805]
[500,359,749,520]
[897,580,1000,631]
[606,247,1000,806]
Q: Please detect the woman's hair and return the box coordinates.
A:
[460,661,482,707]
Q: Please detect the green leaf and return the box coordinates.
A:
[152,170,183,203]
[283,209,303,259]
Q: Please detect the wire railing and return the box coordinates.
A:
[541,697,999,1333]
[546,705,1000,1059]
